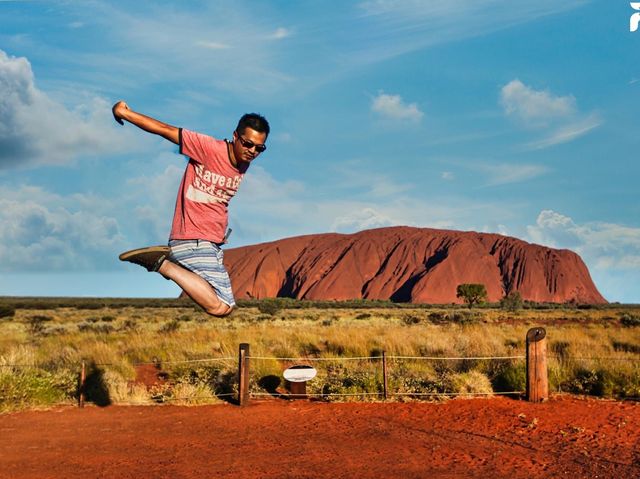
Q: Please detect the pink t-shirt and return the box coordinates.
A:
[170,128,249,243]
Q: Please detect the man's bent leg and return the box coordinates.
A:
[158,261,233,317]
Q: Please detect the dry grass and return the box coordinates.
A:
[1,300,639,411]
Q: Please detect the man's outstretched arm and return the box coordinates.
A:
[112,100,179,144]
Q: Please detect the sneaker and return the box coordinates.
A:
[119,246,169,272]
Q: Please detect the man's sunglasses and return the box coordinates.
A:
[235,133,267,153]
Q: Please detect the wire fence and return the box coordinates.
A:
[549,355,640,362]
[4,352,640,369]
[247,354,526,361]
[244,353,529,400]
[0,357,237,369]
[2,334,640,407]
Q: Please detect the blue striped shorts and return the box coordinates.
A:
[168,239,236,307]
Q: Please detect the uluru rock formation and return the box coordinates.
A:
[222,226,606,304]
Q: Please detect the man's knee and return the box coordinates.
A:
[205,303,234,317]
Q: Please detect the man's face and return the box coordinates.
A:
[233,128,267,164]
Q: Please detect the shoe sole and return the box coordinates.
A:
[119,246,170,262]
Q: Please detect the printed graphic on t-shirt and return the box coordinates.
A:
[186,163,243,205]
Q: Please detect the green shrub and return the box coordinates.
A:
[448,310,481,324]
[257,299,281,316]
[500,291,523,312]
[323,340,346,355]
[0,305,16,319]
[566,368,612,396]
[167,364,232,394]
[74,303,103,310]
[391,365,449,397]
[620,313,640,327]
[320,363,381,398]
[552,364,640,399]
[427,311,447,323]
[27,316,52,335]
[77,322,114,334]
[0,368,77,412]
[300,342,322,356]
[565,366,640,398]
[612,341,640,354]
[490,361,526,393]
[401,314,422,325]
[159,319,181,333]
[120,318,138,331]
[551,341,571,360]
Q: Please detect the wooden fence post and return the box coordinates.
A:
[526,327,548,402]
[238,343,250,406]
[382,351,388,400]
[79,360,86,408]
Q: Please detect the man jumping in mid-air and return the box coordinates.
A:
[112,101,269,317]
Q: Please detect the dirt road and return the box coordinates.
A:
[1,396,639,478]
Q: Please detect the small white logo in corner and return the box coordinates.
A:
[631,2,640,32]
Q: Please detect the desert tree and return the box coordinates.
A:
[456,283,488,308]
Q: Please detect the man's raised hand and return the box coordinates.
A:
[112,100,129,125]
[110,101,179,144]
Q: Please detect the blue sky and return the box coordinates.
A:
[0,0,638,302]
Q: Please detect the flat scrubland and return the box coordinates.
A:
[1,297,639,412]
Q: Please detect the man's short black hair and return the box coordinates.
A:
[236,113,270,137]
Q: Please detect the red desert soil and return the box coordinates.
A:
[1,396,639,479]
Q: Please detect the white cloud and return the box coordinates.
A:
[445,157,547,186]
[479,162,548,186]
[496,224,510,236]
[371,92,423,121]
[126,155,185,243]
[526,210,640,271]
[500,79,601,149]
[229,165,521,245]
[330,161,414,198]
[0,185,126,271]
[83,2,295,95]
[347,1,588,77]
[274,132,292,143]
[195,41,230,50]
[270,27,291,39]
[0,152,188,272]
[238,164,306,202]
[526,210,580,248]
[19,1,589,100]
[0,49,136,169]
[331,207,397,232]
[357,0,587,22]
[525,210,640,302]
[526,113,602,150]
[500,79,576,124]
